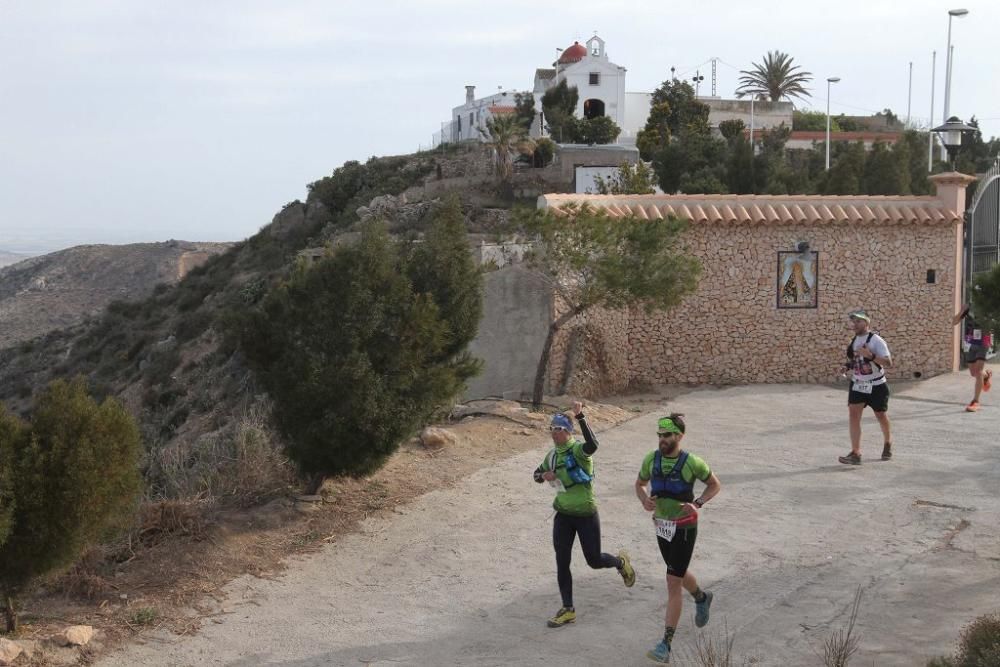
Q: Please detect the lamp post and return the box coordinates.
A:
[931,115,975,171]
[942,8,969,160]
[825,77,840,170]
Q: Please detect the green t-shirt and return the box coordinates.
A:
[539,439,596,516]
[638,450,711,520]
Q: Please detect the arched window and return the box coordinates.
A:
[583,98,605,120]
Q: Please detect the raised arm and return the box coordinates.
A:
[953,305,970,327]
[570,400,599,455]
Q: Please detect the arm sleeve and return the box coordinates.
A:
[577,414,598,456]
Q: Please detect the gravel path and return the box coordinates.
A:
[98,371,1000,666]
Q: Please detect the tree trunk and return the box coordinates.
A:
[3,596,17,635]
[531,307,584,409]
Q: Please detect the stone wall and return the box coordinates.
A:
[633,222,959,385]
[548,301,630,397]
[547,220,959,391]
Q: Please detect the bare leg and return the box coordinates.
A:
[665,574,684,629]
[874,410,891,444]
[681,570,700,595]
[970,360,985,403]
[849,403,865,454]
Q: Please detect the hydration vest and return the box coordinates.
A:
[547,447,593,487]
[650,451,694,502]
[846,331,884,380]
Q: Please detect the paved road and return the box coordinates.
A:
[99,371,1000,666]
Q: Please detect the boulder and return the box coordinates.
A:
[420,426,457,449]
[0,639,22,666]
[57,625,94,647]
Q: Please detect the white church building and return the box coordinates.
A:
[434,35,791,148]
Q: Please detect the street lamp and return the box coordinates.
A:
[825,77,841,170]
[942,8,969,159]
[931,115,976,171]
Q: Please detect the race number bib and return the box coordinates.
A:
[973,329,983,341]
[853,380,873,395]
[654,518,677,541]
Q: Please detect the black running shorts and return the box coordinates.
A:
[966,344,989,364]
[848,382,890,413]
[657,525,698,577]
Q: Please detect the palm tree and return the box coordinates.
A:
[736,51,813,103]
[478,114,535,183]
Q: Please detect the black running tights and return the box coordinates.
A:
[552,511,622,608]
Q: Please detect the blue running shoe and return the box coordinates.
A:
[646,639,670,663]
[695,590,713,628]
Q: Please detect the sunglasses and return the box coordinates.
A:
[657,432,676,438]
[550,426,569,433]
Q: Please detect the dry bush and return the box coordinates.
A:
[929,612,1000,667]
[694,620,758,667]
[147,400,295,505]
[822,585,863,667]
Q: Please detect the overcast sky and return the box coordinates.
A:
[1,0,998,252]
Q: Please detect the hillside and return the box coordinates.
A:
[0,241,231,349]
[0,249,32,268]
[0,145,553,500]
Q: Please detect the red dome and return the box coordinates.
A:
[558,41,587,64]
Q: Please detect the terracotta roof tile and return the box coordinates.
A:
[540,193,961,226]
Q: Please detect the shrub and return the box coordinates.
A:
[929,613,1000,667]
[0,408,21,549]
[533,137,556,167]
[239,220,482,482]
[0,378,141,631]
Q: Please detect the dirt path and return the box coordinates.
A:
[98,372,1000,666]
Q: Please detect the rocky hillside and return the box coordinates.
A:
[0,241,231,349]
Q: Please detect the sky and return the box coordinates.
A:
[1,0,998,252]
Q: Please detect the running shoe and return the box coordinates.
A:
[695,590,713,627]
[985,370,993,392]
[838,452,862,465]
[618,549,636,588]
[647,639,671,663]
[966,400,980,413]
[881,443,892,460]
[547,607,576,628]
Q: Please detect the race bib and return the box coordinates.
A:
[654,518,677,541]
[973,329,982,341]
[854,380,873,395]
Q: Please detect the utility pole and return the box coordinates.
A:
[692,71,705,97]
[906,62,913,126]
[928,50,936,172]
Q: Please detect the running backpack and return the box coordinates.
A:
[846,332,884,376]
[650,451,695,502]
[546,447,593,487]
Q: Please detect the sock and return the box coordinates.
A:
[663,626,675,644]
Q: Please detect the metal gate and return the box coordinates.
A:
[966,158,1000,290]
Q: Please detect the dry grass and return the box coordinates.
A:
[822,585,864,667]
[694,620,760,667]
[146,399,296,506]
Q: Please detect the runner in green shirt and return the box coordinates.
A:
[533,400,636,628]
[634,413,721,664]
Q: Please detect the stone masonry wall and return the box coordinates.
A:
[547,221,959,392]
[628,222,959,386]
[548,299,630,398]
